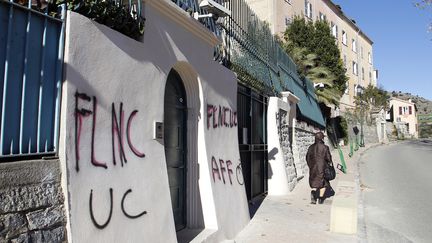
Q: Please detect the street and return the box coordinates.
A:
[359,140,432,243]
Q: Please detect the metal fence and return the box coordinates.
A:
[218,0,299,94]
[0,0,65,158]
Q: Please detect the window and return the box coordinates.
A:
[343,55,347,67]
[331,22,338,38]
[362,67,365,80]
[352,61,358,75]
[342,30,347,45]
[399,106,412,115]
[305,0,313,19]
[319,12,326,21]
[369,71,372,82]
[285,17,291,26]
[352,39,357,52]
[368,52,372,64]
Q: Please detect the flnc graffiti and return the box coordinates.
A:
[75,91,145,172]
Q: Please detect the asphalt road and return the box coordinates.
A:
[358,140,432,243]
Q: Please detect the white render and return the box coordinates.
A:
[267,92,300,195]
[267,97,291,195]
[388,97,418,138]
[59,1,250,242]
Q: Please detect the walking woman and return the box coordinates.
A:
[306,132,335,204]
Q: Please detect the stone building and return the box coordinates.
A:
[243,0,378,110]
[387,97,419,138]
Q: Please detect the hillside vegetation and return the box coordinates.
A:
[390,91,432,115]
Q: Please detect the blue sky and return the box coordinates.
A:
[332,0,432,100]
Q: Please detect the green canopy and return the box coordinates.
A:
[280,70,326,128]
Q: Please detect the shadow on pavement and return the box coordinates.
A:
[248,194,267,218]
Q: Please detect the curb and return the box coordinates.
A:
[355,143,388,242]
[329,143,384,236]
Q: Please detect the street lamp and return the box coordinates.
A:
[357,86,365,147]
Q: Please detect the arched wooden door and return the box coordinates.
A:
[164,70,187,231]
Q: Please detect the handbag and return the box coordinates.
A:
[324,163,336,181]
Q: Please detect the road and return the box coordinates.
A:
[358,140,432,243]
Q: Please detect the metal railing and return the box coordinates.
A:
[216,0,302,95]
[0,0,65,158]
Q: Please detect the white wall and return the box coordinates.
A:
[59,2,249,242]
[267,97,291,195]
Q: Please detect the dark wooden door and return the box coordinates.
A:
[164,70,187,231]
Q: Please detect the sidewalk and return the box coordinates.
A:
[232,143,380,243]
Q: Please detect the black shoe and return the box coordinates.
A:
[310,191,317,204]
[318,197,325,204]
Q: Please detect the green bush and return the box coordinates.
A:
[50,0,145,40]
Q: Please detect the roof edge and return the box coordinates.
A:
[322,0,373,45]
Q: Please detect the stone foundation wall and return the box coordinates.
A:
[348,122,380,145]
[363,123,379,144]
[277,110,296,191]
[294,121,319,177]
[0,160,67,243]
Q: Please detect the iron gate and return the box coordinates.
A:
[0,0,65,159]
[237,84,268,201]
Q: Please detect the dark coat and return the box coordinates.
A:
[306,138,333,189]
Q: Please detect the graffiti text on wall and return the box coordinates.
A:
[211,156,244,186]
[89,188,147,229]
[74,91,145,172]
[207,104,237,129]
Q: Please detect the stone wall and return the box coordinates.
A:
[277,110,296,191]
[0,160,67,243]
[347,122,380,145]
[293,121,318,177]
[363,123,379,144]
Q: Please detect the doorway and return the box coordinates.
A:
[237,84,268,202]
[164,70,187,231]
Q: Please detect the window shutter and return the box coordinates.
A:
[399,107,402,115]
[409,106,412,115]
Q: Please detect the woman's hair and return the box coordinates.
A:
[315,132,325,141]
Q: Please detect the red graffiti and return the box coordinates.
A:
[74,91,145,172]
[211,156,239,186]
[127,110,145,158]
[91,96,107,169]
[219,159,226,184]
[212,157,221,182]
[207,104,237,130]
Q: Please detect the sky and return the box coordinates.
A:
[332,0,432,100]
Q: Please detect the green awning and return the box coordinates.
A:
[280,70,326,128]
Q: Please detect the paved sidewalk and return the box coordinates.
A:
[232,144,380,243]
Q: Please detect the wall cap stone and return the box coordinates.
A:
[0,159,60,188]
[145,0,220,47]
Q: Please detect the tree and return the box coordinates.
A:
[287,46,339,105]
[415,0,432,34]
[354,84,390,111]
[283,17,348,106]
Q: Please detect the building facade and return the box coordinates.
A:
[387,98,419,138]
[244,0,378,110]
